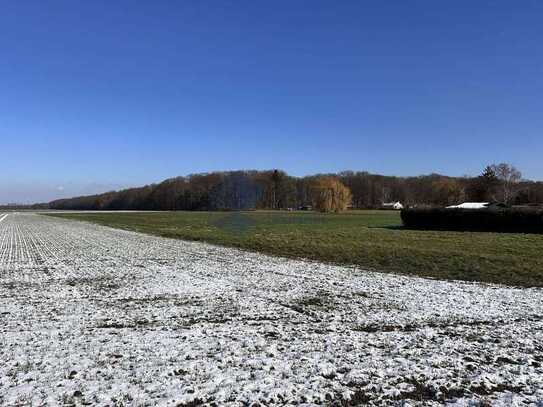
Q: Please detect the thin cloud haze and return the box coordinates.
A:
[0,182,126,205]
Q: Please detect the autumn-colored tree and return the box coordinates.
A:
[310,177,352,213]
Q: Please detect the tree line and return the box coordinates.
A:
[42,164,543,212]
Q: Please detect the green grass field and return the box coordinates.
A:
[47,210,543,287]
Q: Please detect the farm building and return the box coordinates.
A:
[381,201,404,210]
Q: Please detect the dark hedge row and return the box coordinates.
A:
[401,207,543,233]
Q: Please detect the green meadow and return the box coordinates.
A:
[48,210,543,287]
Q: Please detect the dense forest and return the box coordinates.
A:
[46,165,543,211]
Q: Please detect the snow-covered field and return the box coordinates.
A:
[1,213,542,406]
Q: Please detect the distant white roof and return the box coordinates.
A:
[382,202,404,209]
[446,202,489,209]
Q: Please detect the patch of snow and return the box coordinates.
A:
[0,213,542,405]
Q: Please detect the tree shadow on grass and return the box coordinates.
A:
[384,225,543,234]
[368,225,405,231]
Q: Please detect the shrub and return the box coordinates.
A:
[401,207,543,233]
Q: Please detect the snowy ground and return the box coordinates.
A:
[0,213,542,406]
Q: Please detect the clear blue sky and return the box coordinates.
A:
[1,1,542,203]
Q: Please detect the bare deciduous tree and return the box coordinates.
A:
[47,166,542,211]
[431,178,465,206]
[489,163,522,204]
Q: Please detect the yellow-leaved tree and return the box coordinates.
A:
[310,177,352,213]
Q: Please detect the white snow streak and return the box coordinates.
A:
[0,213,542,406]
[0,213,8,223]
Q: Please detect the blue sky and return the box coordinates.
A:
[1,1,542,203]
